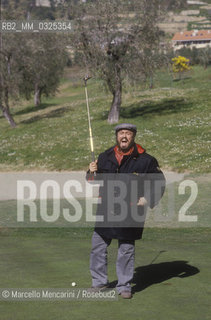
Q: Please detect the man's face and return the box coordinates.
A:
[116,129,135,152]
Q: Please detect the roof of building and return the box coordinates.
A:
[172,29,211,42]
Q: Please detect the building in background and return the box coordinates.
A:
[172,29,211,50]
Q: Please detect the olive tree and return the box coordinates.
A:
[18,33,68,106]
[0,0,68,127]
[72,0,164,124]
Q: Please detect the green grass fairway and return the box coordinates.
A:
[0,228,210,320]
[0,175,210,318]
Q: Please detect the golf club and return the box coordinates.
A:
[83,75,96,175]
[150,250,166,265]
[134,250,166,269]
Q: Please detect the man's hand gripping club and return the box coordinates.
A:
[89,160,98,173]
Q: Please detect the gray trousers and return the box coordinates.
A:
[90,231,135,293]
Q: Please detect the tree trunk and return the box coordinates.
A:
[149,75,154,89]
[34,83,41,106]
[0,103,16,128]
[107,84,122,124]
[0,85,16,128]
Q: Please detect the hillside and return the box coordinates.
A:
[159,1,211,34]
[0,65,210,173]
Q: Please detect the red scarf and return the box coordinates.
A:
[114,144,145,165]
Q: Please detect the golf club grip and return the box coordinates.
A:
[91,151,95,162]
[91,151,96,176]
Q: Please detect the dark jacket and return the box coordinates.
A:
[87,143,165,240]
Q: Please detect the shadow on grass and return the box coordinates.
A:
[20,106,71,124]
[108,260,199,293]
[132,260,199,294]
[120,98,193,119]
[14,103,58,116]
[173,76,192,82]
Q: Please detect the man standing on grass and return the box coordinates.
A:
[87,123,165,299]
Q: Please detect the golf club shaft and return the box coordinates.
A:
[84,81,96,175]
[150,250,165,264]
[84,85,95,159]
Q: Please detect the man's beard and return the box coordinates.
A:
[117,138,135,153]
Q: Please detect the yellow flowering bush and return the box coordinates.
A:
[172,56,191,79]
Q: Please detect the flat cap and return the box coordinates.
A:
[114,123,137,134]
